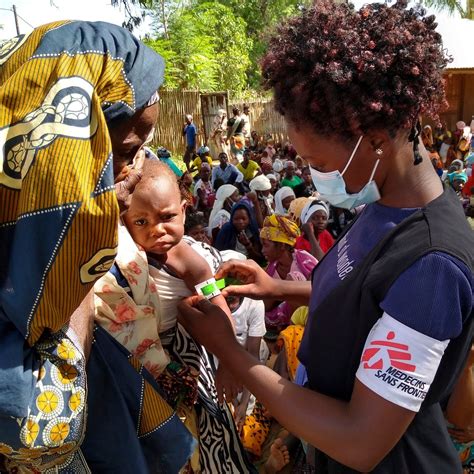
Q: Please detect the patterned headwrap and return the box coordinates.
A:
[260,215,301,247]
[300,200,329,225]
[288,197,314,224]
[0,21,193,472]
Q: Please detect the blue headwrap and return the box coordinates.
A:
[214,201,260,251]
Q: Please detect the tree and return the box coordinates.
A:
[148,0,190,39]
[111,0,153,30]
[196,0,311,87]
[145,2,252,91]
[420,0,473,18]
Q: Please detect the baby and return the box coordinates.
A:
[95,158,231,378]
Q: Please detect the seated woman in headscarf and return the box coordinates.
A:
[208,184,240,241]
[249,174,274,224]
[274,186,296,216]
[447,170,469,206]
[260,216,317,331]
[296,200,335,260]
[214,202,264,262]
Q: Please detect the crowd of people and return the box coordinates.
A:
[1,0,473,473]
[155,113,474,472]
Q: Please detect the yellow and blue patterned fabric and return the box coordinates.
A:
[0,21,194,472]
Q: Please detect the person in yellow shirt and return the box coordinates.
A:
[238,149,261,182]
[189,146,213,177]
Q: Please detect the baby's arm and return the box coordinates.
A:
[170,242,241,401]
[168,242,232,322]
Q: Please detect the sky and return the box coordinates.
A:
[0,0,151,40]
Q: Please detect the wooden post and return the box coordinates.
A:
[12,5,20,35]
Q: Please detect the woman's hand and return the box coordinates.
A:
[448,425,474,444]
[216,365,242,405]
[237,231,251,248]
[177,296,241,358]
[115,168,142,214]
[233,397,249,432]
[301,221,315,237]
[215,259,278,300]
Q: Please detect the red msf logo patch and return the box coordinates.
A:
[361,331,416,372]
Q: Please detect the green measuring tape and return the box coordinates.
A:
[195,278,226,299]
[200,278,226,297]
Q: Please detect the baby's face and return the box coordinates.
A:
[123,176,185,255]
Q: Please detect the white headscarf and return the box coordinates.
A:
[462,126,472,141]
[273,159,284,173]
[208,184,238,229]
[249,175,271,192]
[451,159,464,171]
[301,201,329,225]
[274,186,295,215]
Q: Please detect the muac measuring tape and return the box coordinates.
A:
[194,278,226,299]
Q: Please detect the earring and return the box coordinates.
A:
[375,148,383,156]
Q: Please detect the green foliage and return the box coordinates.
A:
[121,0,474,91]
[419,0,469,17]
[145,2,252,91]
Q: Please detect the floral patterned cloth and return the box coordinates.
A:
[94,225,255,473]
[95,224,171,377]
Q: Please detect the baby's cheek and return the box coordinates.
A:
[173,225,185,244]
[128,226,147,247]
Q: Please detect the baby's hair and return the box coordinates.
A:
[136,159,180,195]
[262,0,450,139]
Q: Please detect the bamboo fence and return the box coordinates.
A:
[151,90,288,157]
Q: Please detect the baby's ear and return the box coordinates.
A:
[181,200,187,222]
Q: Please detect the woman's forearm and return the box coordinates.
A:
[307,233,325,261]
[216,343,402,472]
[272,279,312,307]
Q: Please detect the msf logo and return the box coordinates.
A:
[361,331,416,372]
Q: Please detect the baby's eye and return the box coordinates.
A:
[162,214,176,221]
[134,219,147,226]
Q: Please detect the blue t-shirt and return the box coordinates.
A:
[298,202,473,369]
[185,123,197,147]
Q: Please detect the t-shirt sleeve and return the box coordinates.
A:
[247,300,266,338]
[356,312,449,412]
[355,252,473,412]
[380,252,472,340]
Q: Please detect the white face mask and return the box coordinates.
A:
[310,135,381,209]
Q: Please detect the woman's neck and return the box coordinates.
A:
[378,145,443,208]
